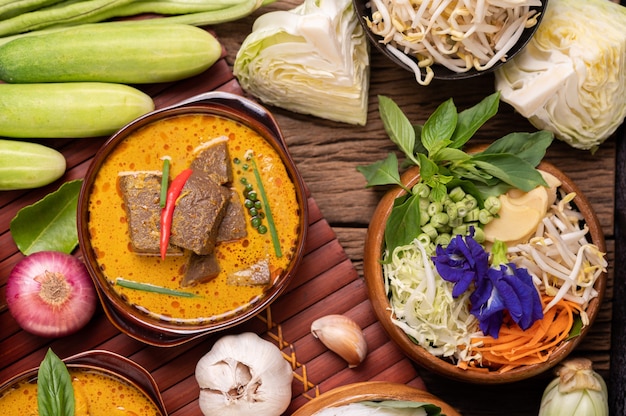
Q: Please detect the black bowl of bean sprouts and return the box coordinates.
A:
[354,0,548,85]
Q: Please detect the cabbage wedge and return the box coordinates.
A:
[233,0,369,126]
[495,0,626,151]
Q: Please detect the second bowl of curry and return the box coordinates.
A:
[78,91,308,346]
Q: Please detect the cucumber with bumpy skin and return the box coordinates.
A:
[0,139,66,190]
[0,21,222,84]
[0,82,155,138]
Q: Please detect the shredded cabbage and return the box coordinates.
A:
[495,0,626,151]
[233,0,370,125]
[383,239,481,364]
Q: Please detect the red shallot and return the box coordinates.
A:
[6,251,97,338]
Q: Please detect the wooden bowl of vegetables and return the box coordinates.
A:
[0,349,168,415]
[77,91,308,346]
[361,93,607,383]
[364,161,607,384]
[352,0,547,85]
[292,381,461,416]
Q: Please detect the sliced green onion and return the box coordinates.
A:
[250,155,282,258]
[160,156,171,208]
[115,277,201,298]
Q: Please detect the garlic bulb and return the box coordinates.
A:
[539,358,608,416]
[195,332,293,416]
[311,314,368,368]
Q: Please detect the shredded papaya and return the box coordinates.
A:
[466,295,582,373]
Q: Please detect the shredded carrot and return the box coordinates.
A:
[466,295,583,373]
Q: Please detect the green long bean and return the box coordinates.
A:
[0,0,272,39]
[0,0,64,21]
[0,0,134,37]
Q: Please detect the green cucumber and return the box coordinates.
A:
[0,82,155,138]
[0,139,66,190]
[0,21,222,84]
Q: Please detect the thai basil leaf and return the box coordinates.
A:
[412,124,427,155]
[378,95,419,165]
[417,153,438,182]
[430,147,471,164]
[450,92,500,148]
[385,193,421,253]
[357,153,405,188]
[479,130,553,166]
[10,179,83,255]
[471,154,548,191]
[421,98,456,155]
[38,349,74,416]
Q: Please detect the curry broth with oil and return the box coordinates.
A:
[87,113,301,324]
[0,368,162,415]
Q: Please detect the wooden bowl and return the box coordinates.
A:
[353,0,547,81]
[363,162,606,383]
[292,381,461,416]
[77,91,308,346]
[0,350,168,415]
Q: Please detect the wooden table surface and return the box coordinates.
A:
[0,1,621,415]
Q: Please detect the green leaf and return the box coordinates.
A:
[356,153,405,188]
[422,98,457,155]
[471,154,548,191]
[10,179,83,255]
[479,130,554,167]
[430,147,471,163]
[385,193,422,253]
[417,153,438,182]
[450,92,500,148]
[38,349,74,416]
[378,95,419,164]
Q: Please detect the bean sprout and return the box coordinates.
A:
[508,192,607,323]
[365,0,542,84]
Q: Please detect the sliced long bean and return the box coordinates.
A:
[115,277,202,298]
[250,155,282,258]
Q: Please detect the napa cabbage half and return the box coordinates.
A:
[495,0,626,151]
[233,0,369,125]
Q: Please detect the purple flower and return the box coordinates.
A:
[470,264,543,338]
[432,228,489,298]
[432,232,544,339]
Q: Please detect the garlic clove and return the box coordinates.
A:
[311,314,368,368]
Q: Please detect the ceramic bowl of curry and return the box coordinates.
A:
[364,162,606,383]
[78,91,308,346]
[0,349,167,415]
[292,382,461,416]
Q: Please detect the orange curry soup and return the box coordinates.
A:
[87,113,301,325]
[0,368,162,416]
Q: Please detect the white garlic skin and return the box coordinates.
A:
[195,332,293,416]
[310,314,368,368]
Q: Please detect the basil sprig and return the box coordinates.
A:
[358,92,553,254]
[37,349,75,416]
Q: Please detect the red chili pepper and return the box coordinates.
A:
[160,168,193,260]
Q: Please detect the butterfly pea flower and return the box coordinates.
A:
[431,227,489,298]
[433,230,543,338]
[470,240,544,338]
